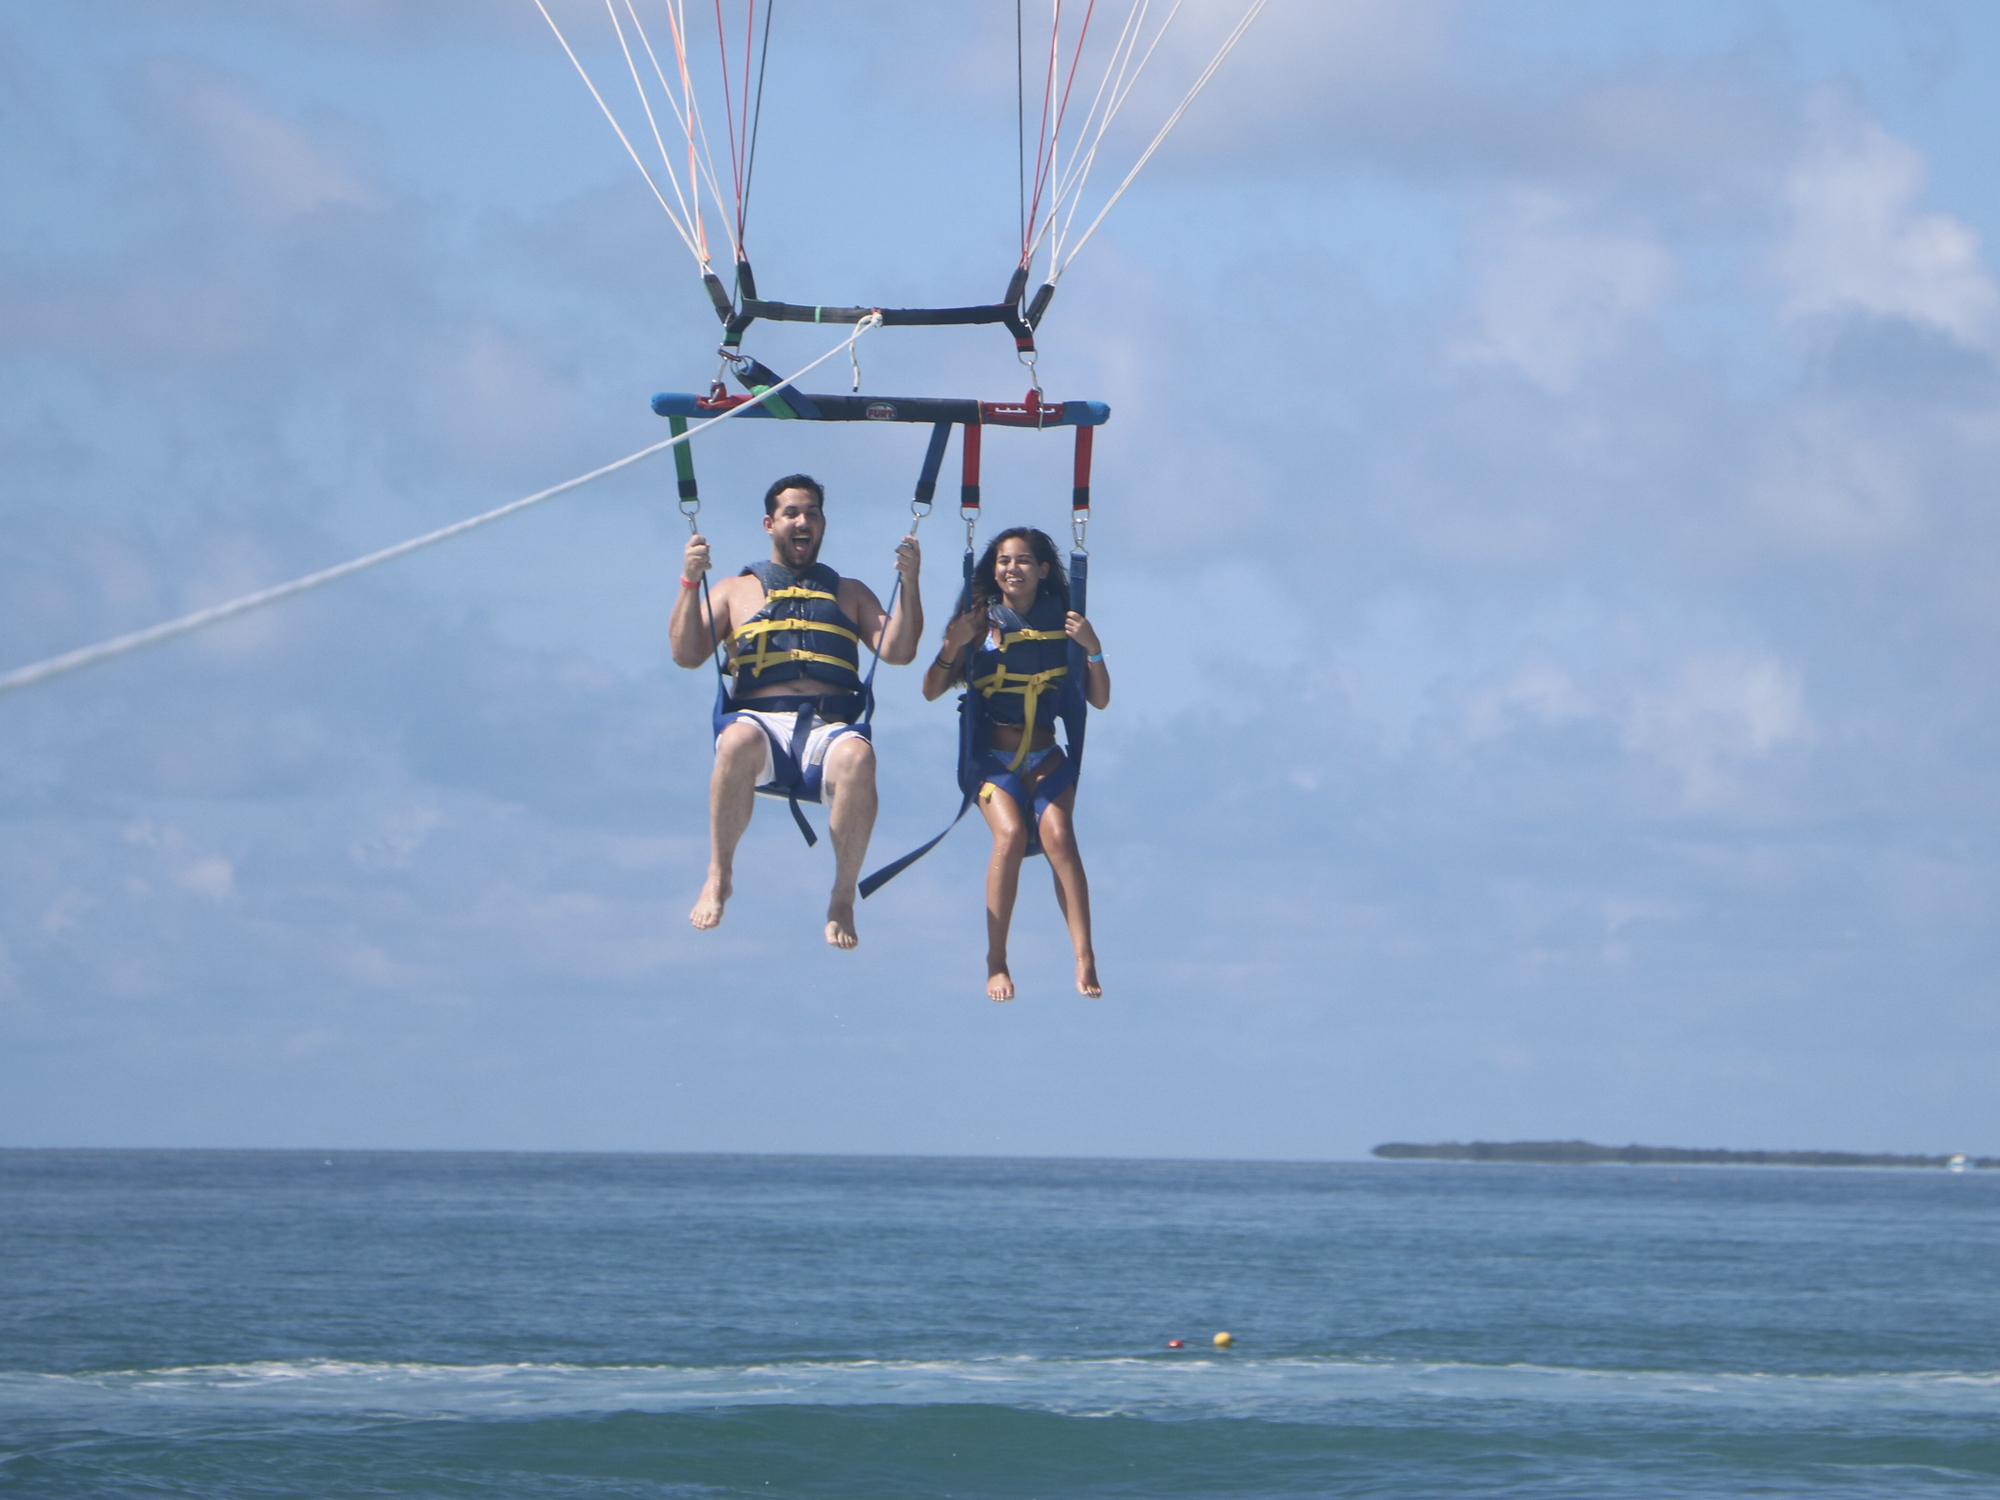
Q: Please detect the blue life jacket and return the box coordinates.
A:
[711,560,877,847]
[726,561,865,696]
[967,592,1075,771]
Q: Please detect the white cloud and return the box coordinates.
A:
[350,805,448,873]
[174,855,237,902]
[1773,94,2000,348]
[177,78,382,228]
[1452,189,1676,394]
[1621,652,1811,809]
[38,890,95,938]
[1463,659,1594,743]
[1745,402,1923,553]
[418,324,584,469]
[121,821,238,903]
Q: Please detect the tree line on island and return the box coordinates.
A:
[1372,1140,1992,1169]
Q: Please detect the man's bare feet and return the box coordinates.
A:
[826,897,859,950]
[690,873,731,931]
[987,957,1015,1002]
[1076,957,1102,998]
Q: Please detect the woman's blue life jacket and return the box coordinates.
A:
[966,591,1079,771]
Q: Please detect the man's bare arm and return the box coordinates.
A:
[670,533,731,668]
[853,534,924,665]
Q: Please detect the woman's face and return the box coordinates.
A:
[992,538,1050,604]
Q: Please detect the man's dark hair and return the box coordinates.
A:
[764,473,825,516]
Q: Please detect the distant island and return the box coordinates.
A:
[1373,1140,1993,1169]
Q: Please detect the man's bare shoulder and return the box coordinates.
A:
[837,573,884,618]
[699,569,759,627]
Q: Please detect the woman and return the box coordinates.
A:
[923,527,1110,1001]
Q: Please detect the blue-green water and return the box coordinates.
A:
[3,1152,1997,1497]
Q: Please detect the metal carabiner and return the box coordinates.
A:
[1017,348,1042,403]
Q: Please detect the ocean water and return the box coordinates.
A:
[2,1152,1997,1498]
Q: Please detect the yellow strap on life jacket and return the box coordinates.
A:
[972,663,1071,770]
[727,588,863,680]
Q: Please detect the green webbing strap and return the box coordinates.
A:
[668,414,726,680]
[669,415,698,506]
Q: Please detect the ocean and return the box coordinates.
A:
[3,1150,1996,1497]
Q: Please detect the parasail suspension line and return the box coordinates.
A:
[0,317,884,700]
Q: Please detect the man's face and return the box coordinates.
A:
[765,487,826,568]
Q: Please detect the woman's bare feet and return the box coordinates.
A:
[987,956,1016,1002]
[825,897,859,950]
[1076,956,1102,998]
[690,873,731,930]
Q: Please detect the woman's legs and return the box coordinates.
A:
[1037,791,1101,997]
[978,788,1030,1001]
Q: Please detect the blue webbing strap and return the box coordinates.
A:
[914,422,951,507]
[858,541,981,900]
[781,705,819,847]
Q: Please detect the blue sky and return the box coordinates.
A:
[4,1,1997,1159]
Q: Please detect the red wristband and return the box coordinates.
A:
[680,575,700,590]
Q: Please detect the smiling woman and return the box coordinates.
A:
[906,526,1110,1002]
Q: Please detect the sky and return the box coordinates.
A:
[4,1,1997,1160]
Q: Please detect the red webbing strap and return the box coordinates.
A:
[961,422,983,512]
[1072,425,1094,514]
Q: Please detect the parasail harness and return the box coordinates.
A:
[663,381,1101,861]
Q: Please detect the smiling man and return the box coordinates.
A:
[669,474,922,948]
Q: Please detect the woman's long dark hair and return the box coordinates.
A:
[949,526,1070,627]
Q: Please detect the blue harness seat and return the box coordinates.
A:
[714,560,873,845]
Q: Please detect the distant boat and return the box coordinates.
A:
[1947,1153,1970,1173]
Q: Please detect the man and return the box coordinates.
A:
[670,473,922,948]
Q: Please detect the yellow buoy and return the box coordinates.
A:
[1212,1331,1234,1349]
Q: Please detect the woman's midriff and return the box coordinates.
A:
[989,722,1058,754]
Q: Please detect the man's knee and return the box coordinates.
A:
[715,722,767,778]
[823,733,876,789]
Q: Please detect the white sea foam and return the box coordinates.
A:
[9,1354,1997,1426]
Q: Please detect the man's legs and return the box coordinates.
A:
[691,720,765,930]
[819,732,877,950]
